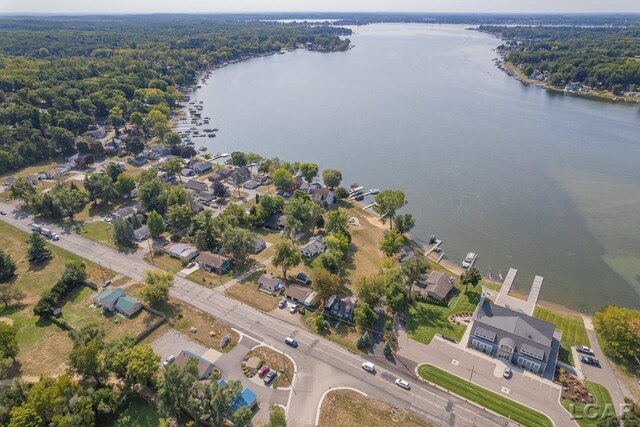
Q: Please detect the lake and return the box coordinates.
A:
[189,23,640,313]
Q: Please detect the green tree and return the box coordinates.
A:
[139,271,173,305]
[161,158,184,182]
[84,172,116,205]
[354,303,377,330]
[373,190,406,229]
[300,162,319,183]
[111,344,160,386]
[0,250,16,283]
[138,177,168,215]
[383,340,393,357]
[259,194,284,215]
[322,169,342,189]
[232,406,253,427]
[283,197,323,240]
[9,178,37,205]
[314,315,326,333]
[105,163,124,182]
[9,404,42,427]
[594,305,640,359]
[401,256,428,285]
[221,227,256,265]
[147,210,165,240]
[165,132,181,146]
[272,168,293,192]
[356,275,386,307]
[108,107,125,136]
[0,284,26,308]
[158,359,199,418]
[67,337,106,386]
[460,267,481,294]
[325,209,349,234]
[230,151,248,167]
[130,111,144,128]
[379,230,403,256]
[114,173,136,198]
[267,405,287,427]
[0,323,18,363]
[167,204,192,230]
[50,127,76,155]
[112,218,135,247]
[26,230,53,265]
[271,239,301,281]
[394,213,415,235]
[311,269,341,304]
[194,380,242,426]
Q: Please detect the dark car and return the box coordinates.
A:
[576,345,594,355]
[258,365,270,377]
[264,370,277,385]
[581,356,600,367]
[285,337,298,348]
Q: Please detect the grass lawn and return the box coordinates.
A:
[77,221,117,249]
[318,389,433,427]
[144,253,184,273]
[246,345,294,389]
[0,221,108,377]
[418,364,553,427]
[534,306,589,366]
[341,206,384,289]
[224,272,281,312]
[407,287,481,345]
[107,396,167,427]
[301,310,362,354]
[561,381,614,427]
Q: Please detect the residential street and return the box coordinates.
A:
[0,201,507,427]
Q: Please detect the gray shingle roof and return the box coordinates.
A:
[475,301,555,348]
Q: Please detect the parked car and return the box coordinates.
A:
[264,370,277,385]
[289,304,298,314]
[361,361,375,373]
[285,337,298,348]
[102,280,112,288]
[296,272,310,285]
[581,356,601,367]
[0,210,6,215]
[395,378,411,390]
[104,216,113,223]
[278,299,287,309]
[576,345,594,355]
[186,262,196,268]
[503,367,512,379]
[258,365,270,377]
[51,233,59,241]
[163,355,175,366]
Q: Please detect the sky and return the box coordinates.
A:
[1,0,640,15]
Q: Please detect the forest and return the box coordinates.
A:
[481,25,640,93]
[0,16,351,174]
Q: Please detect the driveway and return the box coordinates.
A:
[581,317,629,415]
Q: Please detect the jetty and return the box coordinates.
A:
[362,202,377,210]
[493,268,544,316]
[425,240,443,256]
[528,275,544,305]
[348,190,374,200]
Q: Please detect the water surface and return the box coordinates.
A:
[190,24,640,313]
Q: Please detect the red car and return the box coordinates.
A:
[258,365,270,377]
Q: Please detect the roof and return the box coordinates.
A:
[216,167,234,178]
[134,225,150,240]
[284,285,312,302]
[473,326,497,341]
[521,342,546,359]
[175,350,215,380]
[166,243,198,259]
[197,252,230,269]
[193,161,212,171]
[474,300,555,349]
[95,288,125,305]
[185,179,208,192]
[264,213,286,229]
[244,180,259,189]
[312,187,333,200]
[254,236,266,250]
[113,206,137,218]
[114,295,141,314]
[258,274,283,291]
[300,236,325,256]
[423,271,454,300]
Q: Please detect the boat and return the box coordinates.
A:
[348,184,364,195]
[203,128,213,132]
[196,121,203,126]
[198,146,207,151]
[220,153,229,157]
[354,195,364,201]
[369,188,380,195]
[462,252,477,269]
[208,133,216,138]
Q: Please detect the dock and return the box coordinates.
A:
[362,202,377,210]
[425,240,443,256]
[436,252,446,263]
[498,268,518,299]
[527,275,544,305]
[348,190,374,200]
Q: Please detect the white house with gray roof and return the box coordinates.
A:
[468,294,560,377]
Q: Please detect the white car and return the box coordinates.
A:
[163,355,175,366]
[289,304,298,314]
[362,361,375,373]
[395,378,411,390]
[51,233,60,241]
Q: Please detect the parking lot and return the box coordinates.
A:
[152,329,208,361]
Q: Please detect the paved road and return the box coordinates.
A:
[0,201,507,427]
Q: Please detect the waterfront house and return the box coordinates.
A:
[184,179,209,192]
[175,350,215,380]
[411,271,455,301]
[227,166,251,185]
[196,252,232,275]
[257,274,284,295]
[299,236,325,258]
[468,295,559,376]
[193,161,213,175]
[147,144,171,158]
[182,168,195,177]
[208,167,234,182]
[312,188,335,206]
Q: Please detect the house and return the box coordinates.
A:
[157,171,177,184]
[257,274,284,295]
[94,288,125,311]
[208,167,234,182]
[264,213,286,230]
[326,295,357,322]
[193,161,213,175]
[147,144,171,157]
[196,252,232,275]
[113,295,142,318]
[25,174,43,184]
[468,295,559,376]
[84,126,107,140]
[195,191,216,204]
[254,236,266,254]
[411,271,455,301]
[113,206,138,221]
[396,246,416,263]
[227,166,251,185]
[217,379,257,410]
[284,285,312,304]
[184,179,209,192]
[134,225,151,241]
[182,168,195,177]
[104,138,123,153]
[243,180,259,190]
[312,188,335,206]
[164,243,199,260]
[175,350,215,380]
[299,236,325,258]
[295,272,310,285]
[4,176,18,187]
[128,156,147,167]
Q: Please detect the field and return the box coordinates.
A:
[224,272,281,312]
[534,306,589,366]
[407,287,481,345]
[340,205,384,288]
[77,221,117,249]
[144,252,184,273]
[106,397,166,427]
[246,345,294,389]
[318,389,432,427]
[302,310,362,354]
[0,221,108,377]
[561,381,614,427]
[417,364,553,427]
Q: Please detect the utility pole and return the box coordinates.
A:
[468,365,475,386]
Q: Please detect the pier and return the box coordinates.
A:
[362,202,377,210]
[498,268,518,300]
[528,275,544,305]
